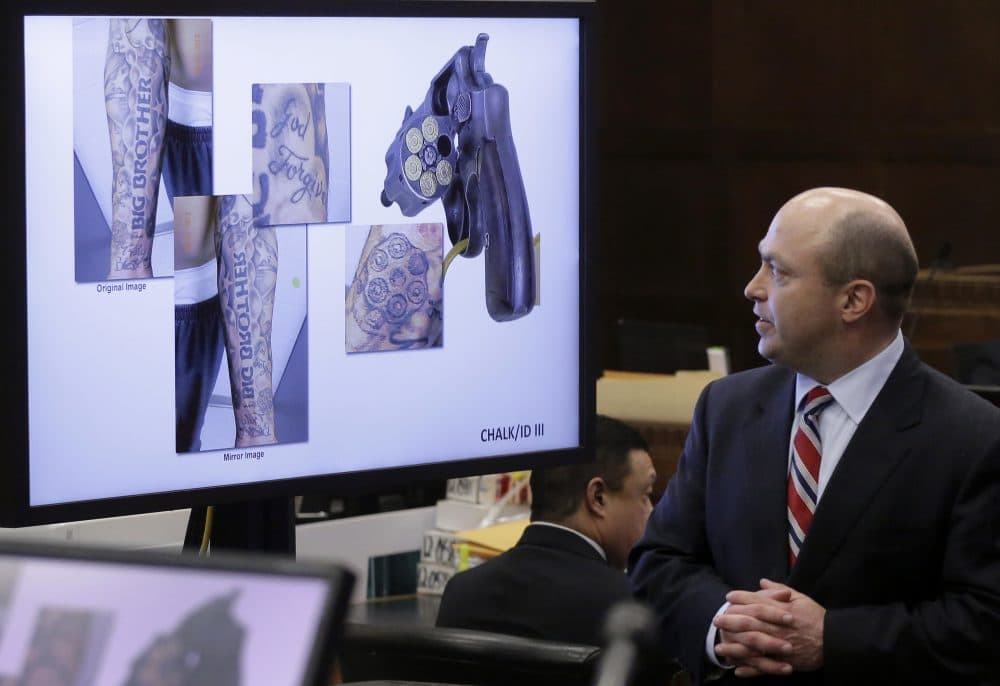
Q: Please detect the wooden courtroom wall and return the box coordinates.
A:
[597,0,1000,373]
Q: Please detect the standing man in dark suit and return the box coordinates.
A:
[629,187,1000,684]
[436,415,657,646]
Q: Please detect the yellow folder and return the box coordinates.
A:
[453,518,530,556]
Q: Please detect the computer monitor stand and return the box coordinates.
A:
[184,497,295,557]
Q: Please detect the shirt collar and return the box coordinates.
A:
[529,521,607,561]
[795,330,904,424]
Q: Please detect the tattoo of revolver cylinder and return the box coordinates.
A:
[379,33,535,322]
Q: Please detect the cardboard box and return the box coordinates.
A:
[434,499,529,531]
[421,528,460,566]
[416,561,455,595]
[445,476,480,503]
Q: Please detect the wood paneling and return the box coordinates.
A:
[598,1,1000,374]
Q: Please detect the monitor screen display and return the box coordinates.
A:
[0,541,353,686]
[7,3,593,524]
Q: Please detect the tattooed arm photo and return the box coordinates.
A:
[105,18,169,279]
[216,195,279,447]
[251,83,329,226]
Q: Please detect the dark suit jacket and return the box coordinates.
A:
[436,523,632,646]
[628,345,1000,685]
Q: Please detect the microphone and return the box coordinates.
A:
[592,601,658,686]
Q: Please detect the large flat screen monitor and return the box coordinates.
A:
[0,540,354,685]
[3,1,595,525]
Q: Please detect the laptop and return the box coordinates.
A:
[0,540,353,686]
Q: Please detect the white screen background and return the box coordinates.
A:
[25,16,581,505]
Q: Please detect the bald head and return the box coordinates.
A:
[779,187,918,324]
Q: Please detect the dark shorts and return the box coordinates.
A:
[162,120,213,201]
[175,296,225,453]
[167,120,219,452]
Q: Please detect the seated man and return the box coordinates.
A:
[436,415,656,646]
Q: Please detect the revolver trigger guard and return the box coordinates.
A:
[462,172,485,258]
[443,180,469,247]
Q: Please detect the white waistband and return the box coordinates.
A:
[174,258,218,304]
[168,83,213,128]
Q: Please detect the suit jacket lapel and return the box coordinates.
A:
[791,346,924,586]
[740,369,797,583]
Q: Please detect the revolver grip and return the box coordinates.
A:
[477,85,534,321]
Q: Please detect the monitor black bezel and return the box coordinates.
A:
[2,0,597,526]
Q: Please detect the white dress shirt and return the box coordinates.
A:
[705,331,905,666]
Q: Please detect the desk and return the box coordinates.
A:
[349,594,441,628]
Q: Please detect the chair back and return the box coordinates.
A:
[338,622,601,686]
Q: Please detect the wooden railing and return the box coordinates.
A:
[904,265,1000,377]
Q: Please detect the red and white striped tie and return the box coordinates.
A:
[787,386,834,567]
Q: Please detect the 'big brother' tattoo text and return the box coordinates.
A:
[217,195,278,445]
[105,18,168,278]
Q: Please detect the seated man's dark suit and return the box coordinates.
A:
[436,523,632,646]
[629,345,1000,685]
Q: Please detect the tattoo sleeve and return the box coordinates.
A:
[105,18,169,279]
[216,195,279,447]
[251,83,329,226]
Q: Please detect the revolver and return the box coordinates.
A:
[380,34,535,322]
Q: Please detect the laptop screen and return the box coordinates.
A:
[0,543,352,686]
